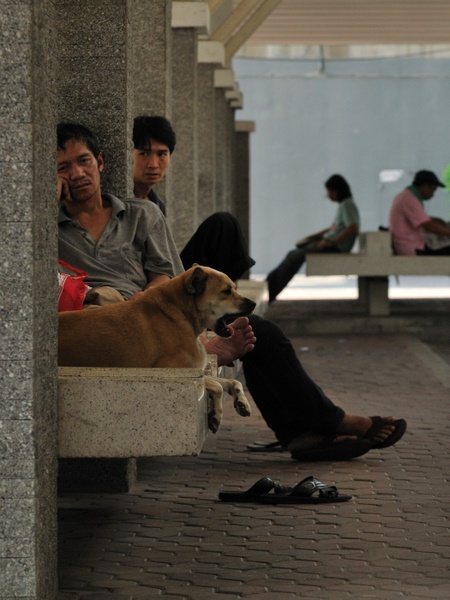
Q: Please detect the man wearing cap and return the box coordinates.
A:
[389,170,450,255]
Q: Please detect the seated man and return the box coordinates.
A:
[57,120,407,461]
[266,174,360,302]
[389,170,450,256]
[133,115,255,281]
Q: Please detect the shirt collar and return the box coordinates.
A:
[407,185,425,206]
[58,193,126,224]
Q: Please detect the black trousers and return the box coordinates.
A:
[242,315,344,446]
[417,245,450,255]
[267,241,341,302]
[180,212,345,445]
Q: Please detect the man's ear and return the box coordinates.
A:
[185,266,208,296]
[97,152,105,173]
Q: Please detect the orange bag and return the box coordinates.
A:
[58,260,89,312]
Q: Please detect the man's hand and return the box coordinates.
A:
[128,291,145,302]
[317,238,334,249]
[57,176,72,204]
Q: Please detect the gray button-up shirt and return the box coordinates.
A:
[58,194,184,298]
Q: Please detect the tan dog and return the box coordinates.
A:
[58,265,256,432]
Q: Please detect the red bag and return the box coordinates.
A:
[58,260,90,312]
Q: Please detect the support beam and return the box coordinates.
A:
[225,0,282,62]
[211,0,260,43]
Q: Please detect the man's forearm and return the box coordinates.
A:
[145,273,171,289]
[423,219,450,237]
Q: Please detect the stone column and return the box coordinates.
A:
[1,1,58,597]
[234,121,256,258]
[56,0,133,198]
[225,83,243,215]
[197,41,225,222]
[129,0,174,220]
[171,1,209,249]
[214,68,235,213]
[55,0,136,493]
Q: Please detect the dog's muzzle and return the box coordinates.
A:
[214,298,256,337]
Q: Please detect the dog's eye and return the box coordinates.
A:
[222,288,232,296]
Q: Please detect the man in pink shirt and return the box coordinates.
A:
[389,170,450,255]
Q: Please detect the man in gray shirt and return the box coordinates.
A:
[58,123,183,304]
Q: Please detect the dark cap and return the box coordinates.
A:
[412,170,445,188]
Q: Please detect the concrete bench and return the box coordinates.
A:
[306,232,450,316]
[58,279,268,459]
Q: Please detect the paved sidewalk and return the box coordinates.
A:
[58,333,450,599]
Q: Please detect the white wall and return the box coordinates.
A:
[234,56,450,274]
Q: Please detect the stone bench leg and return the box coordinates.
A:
[358,276,389,316]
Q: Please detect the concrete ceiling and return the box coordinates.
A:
[210,0,450,52]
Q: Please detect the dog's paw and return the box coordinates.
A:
[208,411,221,434]
[234,397,251,417]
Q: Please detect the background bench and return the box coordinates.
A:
[306,232,450,315]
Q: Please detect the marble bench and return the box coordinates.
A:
[57,279,268,459]
[306,231,450,316]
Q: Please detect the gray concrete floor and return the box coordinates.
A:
[57,316,450,599]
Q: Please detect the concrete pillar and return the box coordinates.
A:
[197,40,225,222]
[214,68,235,213]
[1,1,58,597]
[55,1,136,493]
[171,1,209,248]
[129,0,174,220]
[234,121,256,256]
[56,0,133,198]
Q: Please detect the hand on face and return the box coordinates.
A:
[57,176,72,204]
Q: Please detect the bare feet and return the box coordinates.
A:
[204,316,256,366]
[336,414,396,446]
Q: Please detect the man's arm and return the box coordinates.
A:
[296,227,331,247]
[128,272,170,301]
[423,218,450,237]
[318,223,358,249]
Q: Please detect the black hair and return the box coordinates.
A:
[325,174,352,202]
[133,115,176,153]
[57,122,101,158]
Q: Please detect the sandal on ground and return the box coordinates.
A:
[246,440,287,452]
[260,476,352,504]
[291,438,372,462]
[218,476,292,502]
[364,416,407,449]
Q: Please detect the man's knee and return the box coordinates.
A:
[84,286,126,308]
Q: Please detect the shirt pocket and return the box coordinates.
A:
[119,243,146,280]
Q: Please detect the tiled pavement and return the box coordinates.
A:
[58,333,450,599]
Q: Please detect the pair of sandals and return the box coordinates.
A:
[246,417,407,461]
[219,475,352,504]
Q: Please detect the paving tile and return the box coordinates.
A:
[58,333,450,598]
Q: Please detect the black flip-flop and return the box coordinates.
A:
[365,416,407,449]
[247,440,287,452]
[218,476,351,504]
[218,476,292,502]
[260,476,352,504]
[291,438,372,462]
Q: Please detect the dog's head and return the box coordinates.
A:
[184,265,256,337]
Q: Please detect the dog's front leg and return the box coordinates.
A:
[217,378,252,418]
[204,375,224,433]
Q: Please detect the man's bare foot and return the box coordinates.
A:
[337,415,396,446]
[205,316,256,366]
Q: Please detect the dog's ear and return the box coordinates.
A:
[185,266,208,296]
